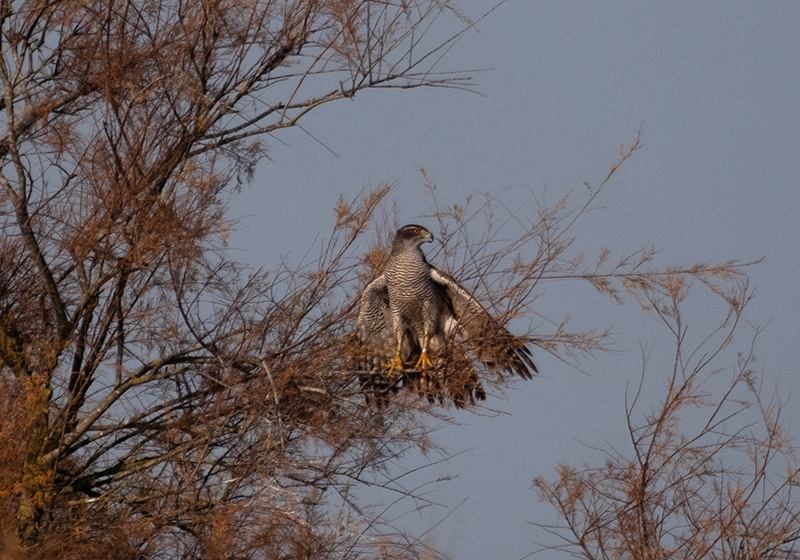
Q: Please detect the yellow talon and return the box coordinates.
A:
[415,349,432,370]
[386,353,404,377]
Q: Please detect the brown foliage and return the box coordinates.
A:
[0,0,784,557]
[0,0,470,556]
[533,276,800,559]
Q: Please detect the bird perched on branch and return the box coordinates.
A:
[357,224,537,407]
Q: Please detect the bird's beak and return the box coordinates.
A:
[424,231,434,243]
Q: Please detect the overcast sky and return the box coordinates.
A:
[228,2,800,558]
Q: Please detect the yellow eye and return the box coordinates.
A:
[413,228,420,235]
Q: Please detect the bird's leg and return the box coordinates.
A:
[415,333,433,371]
[386,338,404,377]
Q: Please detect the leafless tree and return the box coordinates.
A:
[533,268,800,559]
[0,0,477,556]
[0,0,776,557]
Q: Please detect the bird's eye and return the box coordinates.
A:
[413,228,420,235]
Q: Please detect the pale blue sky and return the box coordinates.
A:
[229,2,800,558]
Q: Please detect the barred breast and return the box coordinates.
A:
[384,250,446,335]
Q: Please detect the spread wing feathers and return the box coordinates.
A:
[355,276,403,406]
[429,268,538,380]
[356,276,396,368]
[356,275,485,408]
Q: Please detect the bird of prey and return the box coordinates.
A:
[356,224,537,406]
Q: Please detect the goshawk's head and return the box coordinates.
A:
[392,224,434,252]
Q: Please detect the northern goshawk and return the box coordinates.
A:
[357,224,537,406]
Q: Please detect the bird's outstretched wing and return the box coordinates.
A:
[429,267,537,380]
[356,275,394,367]
[355,276,398,405]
